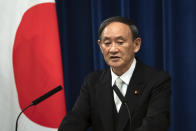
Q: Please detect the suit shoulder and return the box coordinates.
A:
[84,69,109,84]
[138,61,170,81]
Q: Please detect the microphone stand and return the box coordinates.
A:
[15,104,33,131]
[112,85,132,129]
[15,85,62,131]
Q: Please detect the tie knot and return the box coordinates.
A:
[115,77,123,89]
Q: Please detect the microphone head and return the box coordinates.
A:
[32,85,62,105]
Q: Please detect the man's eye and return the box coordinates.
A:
[104,42,111,45]
[117,41,124,45]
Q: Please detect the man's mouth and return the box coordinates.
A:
[110,56,120,60]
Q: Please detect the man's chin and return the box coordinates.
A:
[109,64,121,69]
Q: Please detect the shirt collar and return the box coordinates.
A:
[111,58,136,86]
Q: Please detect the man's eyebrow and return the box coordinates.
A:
[115,36,126,40]
[102,37,110,41]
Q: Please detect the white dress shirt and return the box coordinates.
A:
[110,58,136,112]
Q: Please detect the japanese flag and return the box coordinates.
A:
[0,0,66,131]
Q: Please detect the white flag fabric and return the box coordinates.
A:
[0,0,66,131]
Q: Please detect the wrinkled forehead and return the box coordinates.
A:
[100,22,132,40]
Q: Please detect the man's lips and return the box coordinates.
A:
[110,56,120,60]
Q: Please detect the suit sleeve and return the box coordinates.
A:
[134,73,171,131]
[58,76,91,131]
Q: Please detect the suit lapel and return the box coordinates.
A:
[117,60,146,131]
[96,69,114,131]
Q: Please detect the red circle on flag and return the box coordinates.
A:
[13,3,66,128]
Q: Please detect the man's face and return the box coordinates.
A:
[98,22,141,75]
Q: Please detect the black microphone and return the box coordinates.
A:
[15,85,63,131]
[32,85,62,105]
[112,85,132,128]
[112,85,127,104]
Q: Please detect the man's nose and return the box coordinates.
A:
[109,42,119,53]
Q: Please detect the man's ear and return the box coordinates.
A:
[98,40,103,53]
[133,37,141,53]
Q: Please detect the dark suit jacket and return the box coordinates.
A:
[58,60,171,131]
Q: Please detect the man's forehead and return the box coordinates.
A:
[105,22,130,30]
[101,24,131,38]
[102,36,127,41]
[102,22,131,35]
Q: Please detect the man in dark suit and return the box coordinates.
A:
[58,16,171,131]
